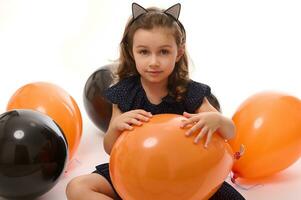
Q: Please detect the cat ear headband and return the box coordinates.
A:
[132,3,181,21]
[122,3,186,45]
[131,3,186,36]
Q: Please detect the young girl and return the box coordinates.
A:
[66,3,245,200]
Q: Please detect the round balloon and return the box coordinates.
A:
[229,92,301,179]
[7,82,82,160]
[207,93,221,112]
[0,109,67,199]
[83,65,116,132]
[110,114,233,200]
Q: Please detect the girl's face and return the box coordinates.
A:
[132,27,183,85]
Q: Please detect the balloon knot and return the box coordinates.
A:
[231,173,239,183]
[234,152,241,159]
[234,144,245,160]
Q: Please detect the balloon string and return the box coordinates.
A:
[235,183,264,190]
[230,172,264,190]
[231,144,263,190]
[64,158,82,174]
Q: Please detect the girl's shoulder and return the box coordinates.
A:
[108,76,139,91]
[186,80,211,97]
[104,76,141,112]
[184,80,211,113]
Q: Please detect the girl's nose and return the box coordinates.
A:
[149,55,159,67]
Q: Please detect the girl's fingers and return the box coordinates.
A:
[183,112,190,117]
[204,130,214,148]
[185,121,204,136]
[185,125,197,136]
[135,114,150,122]
[181,117,194,128]
[128,118,142,126]
[121,123,133,131]
[183,112,196,118]
[194,127,208,144]
[129,110,152,121]
[181,116,203,128]
[135,110,152,117]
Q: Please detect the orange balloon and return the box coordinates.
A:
[110,114,234,200]
[7,82,82,160]
[229,92,301,179]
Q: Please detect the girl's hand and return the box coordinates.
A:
[181,111,222,148]
[111,109,152,132]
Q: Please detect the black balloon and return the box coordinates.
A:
[83,65,116,132]
[0,109,68,199]
[207,93,221,112]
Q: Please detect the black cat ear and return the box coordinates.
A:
[164,3,181,20]
[132,3,148,19]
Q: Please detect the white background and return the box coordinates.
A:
[0,0,301,199]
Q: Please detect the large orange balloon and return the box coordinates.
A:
[7,82,82,160]
[229,92,301,179]
[110,114,234,200]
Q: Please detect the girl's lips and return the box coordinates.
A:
[147,71,162,74]
[146,71,163,76]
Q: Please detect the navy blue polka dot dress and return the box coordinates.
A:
[94,75,245,200]
[104,75,211,114]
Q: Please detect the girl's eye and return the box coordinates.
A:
[160,49,169,55]
[139,50,149,55]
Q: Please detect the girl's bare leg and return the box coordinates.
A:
[66,173,119,200]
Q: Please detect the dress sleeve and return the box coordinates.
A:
[104,76,140,112]
[184,80,211,113]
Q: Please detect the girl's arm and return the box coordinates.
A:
[182,97,235,147]
[103,104,152,155]
[103,104,122,155]
[196,97,235,140]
